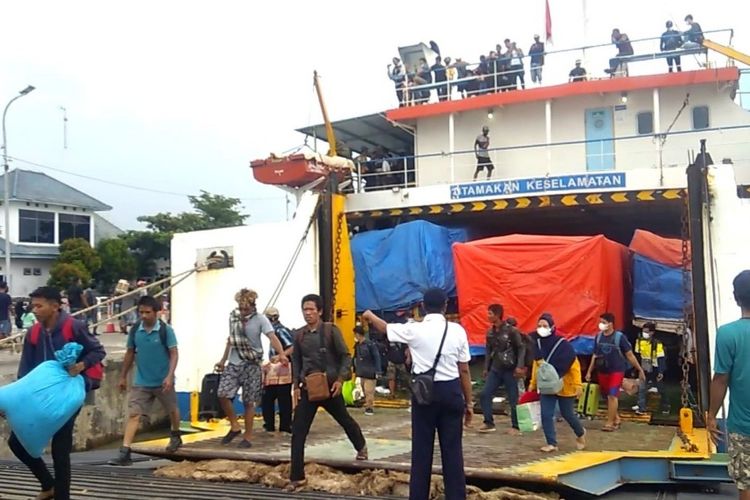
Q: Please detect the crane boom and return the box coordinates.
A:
[313,71,337,156]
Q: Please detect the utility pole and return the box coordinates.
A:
[2,85,35,288]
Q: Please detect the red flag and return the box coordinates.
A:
[545,0,553,44]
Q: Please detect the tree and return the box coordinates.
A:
[125,191,247,277]
[48,238,102,288]
[95,238,137,292]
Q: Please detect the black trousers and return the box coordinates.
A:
[9,411,79,500]
[290,391,366,481]
[666,55,682,72]
[410,379,466,500]
[262,383,292,432]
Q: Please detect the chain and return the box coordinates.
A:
[679,187,693,411]
[331,210,343,320]
[676,429,699,453]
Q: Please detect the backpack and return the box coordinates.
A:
[536,338,565,395]
[28,317,104,390]
[127,320,170,354]
[594,331,624,370]
[387,342,407,365]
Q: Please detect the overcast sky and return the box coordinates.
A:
[1,0,746,230]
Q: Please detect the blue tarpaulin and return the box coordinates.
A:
[351,221,467,311]
[632,253,689,320]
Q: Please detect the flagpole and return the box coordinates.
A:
[582,0,589,61]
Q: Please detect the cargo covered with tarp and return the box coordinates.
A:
[351,221,467,311]
[629,230,690,320]
[452,234,629,347]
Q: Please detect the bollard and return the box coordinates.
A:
[679,407,694,435]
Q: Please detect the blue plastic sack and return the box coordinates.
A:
[0,343,86,458]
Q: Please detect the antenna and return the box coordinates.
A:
[59,106,68,149]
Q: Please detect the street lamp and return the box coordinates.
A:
[2,85,35,289]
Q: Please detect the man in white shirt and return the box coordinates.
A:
[363,288,473,500]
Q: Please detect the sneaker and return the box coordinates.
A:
[165,431,182,453]
[364,408,374,416]
[221,429,242,445]
[355,446,368,460]
[107,446,133,466]
[634,409,648,416]
[540,444,558,453]
[576,430,587,451]
[631,405,640,411]
[478,423,496,433]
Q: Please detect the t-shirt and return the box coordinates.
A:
[0,293,11,321]
[127,320,178,387]
[569,67,587,81]
[228,313,274,365]
[67,286,84,310]
[387,314,471,381]
[529,42,545,65]
[595,331,632,373]
[714,319,750,435]
[475,134,490,158]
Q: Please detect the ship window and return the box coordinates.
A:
[692,106,710,130]
[637,112,653,135]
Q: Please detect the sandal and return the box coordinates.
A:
[284,479,307,492]
[601,424,618,432]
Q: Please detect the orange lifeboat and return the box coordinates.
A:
[250,151,353,189]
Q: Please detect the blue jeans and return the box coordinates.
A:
[637,371,667,411]
[540,395,584,446]
[481,368,519,428]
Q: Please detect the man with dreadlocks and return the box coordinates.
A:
[215,288,288,448]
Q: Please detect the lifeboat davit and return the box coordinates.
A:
[250,151,354,189]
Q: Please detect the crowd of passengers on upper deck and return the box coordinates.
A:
[387,14,706,106]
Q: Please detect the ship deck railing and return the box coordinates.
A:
[395,28,735,106]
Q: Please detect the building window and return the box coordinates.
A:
[19,210,55,244]
[33,268,42,276]
[59,214,91,243]
[637,111,654,135]
[23,268,31,276]
[692,106,710,130]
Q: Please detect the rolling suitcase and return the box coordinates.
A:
[198,373,224,420]
[577,382,600,419]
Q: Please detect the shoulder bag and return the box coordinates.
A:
[411,320,449,406]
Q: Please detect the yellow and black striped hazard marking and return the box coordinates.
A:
[738,185,750,198]
[347,189,684,220]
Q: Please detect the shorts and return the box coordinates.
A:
[218,362,262,404]
[729,432,750,490]
[387,362,410,385]
[597,371,625,397]
[128,386,178,417]
[0,320,11,336]
[475,157,494,172]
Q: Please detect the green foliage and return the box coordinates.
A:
[125,191,247,277]
[95,238,137,291]
[48,238,102,288]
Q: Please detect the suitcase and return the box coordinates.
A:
[577,382,600,419]
[198,373,225,420]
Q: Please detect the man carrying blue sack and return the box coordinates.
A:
[11,286,106,500]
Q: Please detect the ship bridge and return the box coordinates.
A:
[297,29,750,225]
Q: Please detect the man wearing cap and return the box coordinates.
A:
[262,307,295,434]
[214,289,288,448]
[708,270,750,497]
[569,60,587,82]
[528,35,546,85]
[364,288,473,500]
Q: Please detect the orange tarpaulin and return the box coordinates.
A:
[629,229,690,267]
[453,234,629,346]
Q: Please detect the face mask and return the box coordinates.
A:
[642,331,652,339]
[536,327,552,337]
[598,322,608,332]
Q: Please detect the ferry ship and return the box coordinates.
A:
[132,30,750,496]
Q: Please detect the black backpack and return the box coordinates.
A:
[127,320,169,353]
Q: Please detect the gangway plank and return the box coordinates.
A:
[131,408,728,496]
